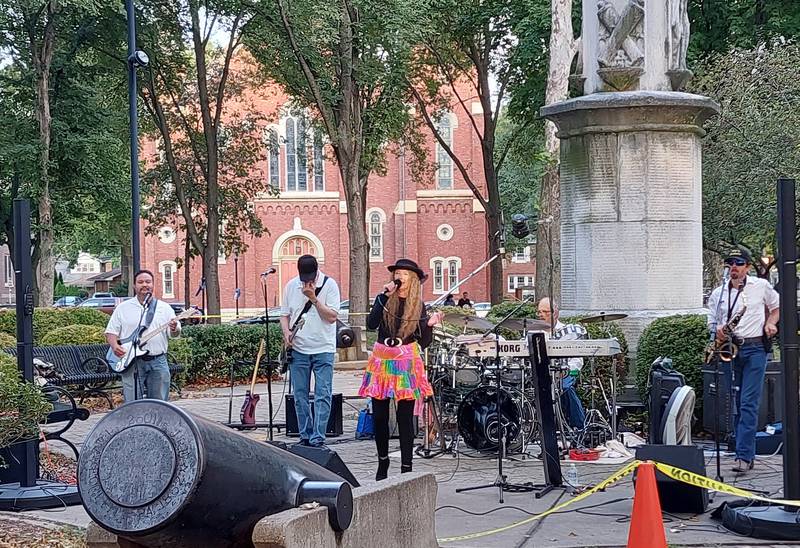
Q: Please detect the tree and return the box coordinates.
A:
[244,0,425,320]
[690,42,800,279]
[128,1,271,321]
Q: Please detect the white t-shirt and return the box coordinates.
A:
[707,275,779,338]
[105,298,179,355]
[281,272,341,355]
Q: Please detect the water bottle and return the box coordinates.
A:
[566,464,579,493]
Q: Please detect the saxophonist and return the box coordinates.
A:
[707,248,779,474]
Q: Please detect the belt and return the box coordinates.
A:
[741,337,763,345]
[140,353,165,361]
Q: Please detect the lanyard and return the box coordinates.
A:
[726,277,746,321]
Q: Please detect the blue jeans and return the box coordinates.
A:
[290,352,335,445]
[561,374,586,429]
[732,343,767,462]
[121,354,170,402]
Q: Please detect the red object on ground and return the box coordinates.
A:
[569,448,600,461]
[627,461,667,548]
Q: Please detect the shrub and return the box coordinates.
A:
[0,332,15,349]
[434,305,478,336]
[181,324,283,383]
[487,300,539,322]
[0,354,51,461]
[0,308,109,344]
[635,314,707,410]
[40,325,107,346]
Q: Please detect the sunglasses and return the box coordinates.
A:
[725,258,747,266]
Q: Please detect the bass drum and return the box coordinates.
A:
[457,386,536,452]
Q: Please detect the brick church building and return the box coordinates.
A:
[140,79,535,314]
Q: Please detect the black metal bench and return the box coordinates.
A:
[3,344,185,409]
[40,385,90,461]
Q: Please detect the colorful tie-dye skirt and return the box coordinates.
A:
[358,342,433,410]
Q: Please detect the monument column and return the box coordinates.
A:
[541,0,719,352]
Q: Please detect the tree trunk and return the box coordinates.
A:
[203,239,220,324]
[184,236,191,308]
[120,232,133,296]
[485,202,504,304]
[341,161,369,327]
[536,0,576,307]
[34,54,55,306]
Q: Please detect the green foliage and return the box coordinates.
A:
[54,282,85,298]
[180,324,283,383]
[690,43,800,264]
[0,308,109,344]
[0,332,15,348]
[0,353,51,456]
[40,324,106,346]
[487,300,539,321]
[635,315,708,410]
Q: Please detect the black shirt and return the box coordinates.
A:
[457,298,472,308]
[367,293,433,348]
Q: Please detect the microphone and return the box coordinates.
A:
[722,265,730,280]
[143,292,153,307]
[260,267,277,277]
[383,279,401,294]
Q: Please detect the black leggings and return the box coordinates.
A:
[372,398,415,468]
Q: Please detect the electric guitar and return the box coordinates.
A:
[107,308,201,373]
[240,339,266,427]
[279,317,305,374]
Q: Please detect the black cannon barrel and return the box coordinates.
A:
[78,400,352,547]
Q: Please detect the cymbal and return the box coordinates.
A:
[442,313,495,331]
[496,318,552,331]
[578,312,628,324]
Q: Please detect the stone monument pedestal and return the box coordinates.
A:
[541,91,719,353]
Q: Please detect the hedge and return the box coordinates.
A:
[487,300,539,322]
[180,323,283,383]
[0,308,109,345]
[635,314,707,411]
[0,332,15,348]
[40,325,107,346]
[0,353,51,461]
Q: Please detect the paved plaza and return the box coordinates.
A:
[4,370,793,548]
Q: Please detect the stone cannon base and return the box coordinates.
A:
[87,472,438,548]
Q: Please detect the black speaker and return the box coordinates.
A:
[287,444,360,487]
[634,444,708,514]
[285,393,344,437]
[648,368,685,444]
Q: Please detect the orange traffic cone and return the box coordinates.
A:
[627,461,667,548]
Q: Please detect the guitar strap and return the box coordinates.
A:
[290,276,328,331]
[118,297,159,344]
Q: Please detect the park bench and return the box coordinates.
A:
[3,344,185,409]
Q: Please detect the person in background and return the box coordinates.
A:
[443,293,456,306]
[457,292,473,308]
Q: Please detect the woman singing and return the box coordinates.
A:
[359,258,443,480]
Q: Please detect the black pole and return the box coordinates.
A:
[13,199,36,488]
[126,0,141,273]
[776,177,799,505]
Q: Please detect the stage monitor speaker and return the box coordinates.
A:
[648,367,685,444]
[287,444,360,487]
[285,393,344,437]
[634,444,708,514]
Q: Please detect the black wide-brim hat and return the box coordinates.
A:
[387,258,427,281]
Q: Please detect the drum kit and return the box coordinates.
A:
[418,310,627,459]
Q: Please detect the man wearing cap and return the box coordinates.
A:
[707,247,779,474]
[280,254,341,447]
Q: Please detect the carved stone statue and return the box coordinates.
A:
[668,0,690,71]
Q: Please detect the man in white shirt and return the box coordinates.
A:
[707,247,779,474]
[280,255,340,447]
[538,298,586,429]
[105,270,180,402]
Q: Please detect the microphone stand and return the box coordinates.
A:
[709,268,730,483]
[132,295,151,400]
[261,273,276,441]
[456,296,537,503]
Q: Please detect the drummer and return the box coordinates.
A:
[537,298,586,429]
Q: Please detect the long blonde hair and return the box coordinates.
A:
[382,273,423,340]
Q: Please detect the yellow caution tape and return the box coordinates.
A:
[652,461,800,507]
[436,460,640,544]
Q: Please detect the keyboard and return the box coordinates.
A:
[462,338,622,358]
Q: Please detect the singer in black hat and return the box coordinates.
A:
[359,258,443,480]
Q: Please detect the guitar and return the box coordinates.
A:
[107,307,201,373]
[279,317,305,374]
[240,339,266,427]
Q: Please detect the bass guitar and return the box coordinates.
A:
[240,339,266,427]
[107,307,200,373]
[279,317,305,374]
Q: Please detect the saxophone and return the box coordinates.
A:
[705,294,747,363]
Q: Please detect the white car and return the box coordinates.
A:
[473,302,491,317]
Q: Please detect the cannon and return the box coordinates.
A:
[78,400,352,547]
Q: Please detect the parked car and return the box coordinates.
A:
[92,291,115,298]
[233,307,283,325]
[79,297,121,315]
[472,302,491,318]
[53,296,84,308]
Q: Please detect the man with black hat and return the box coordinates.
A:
[707,247,779,474]
[280,254,340,447]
